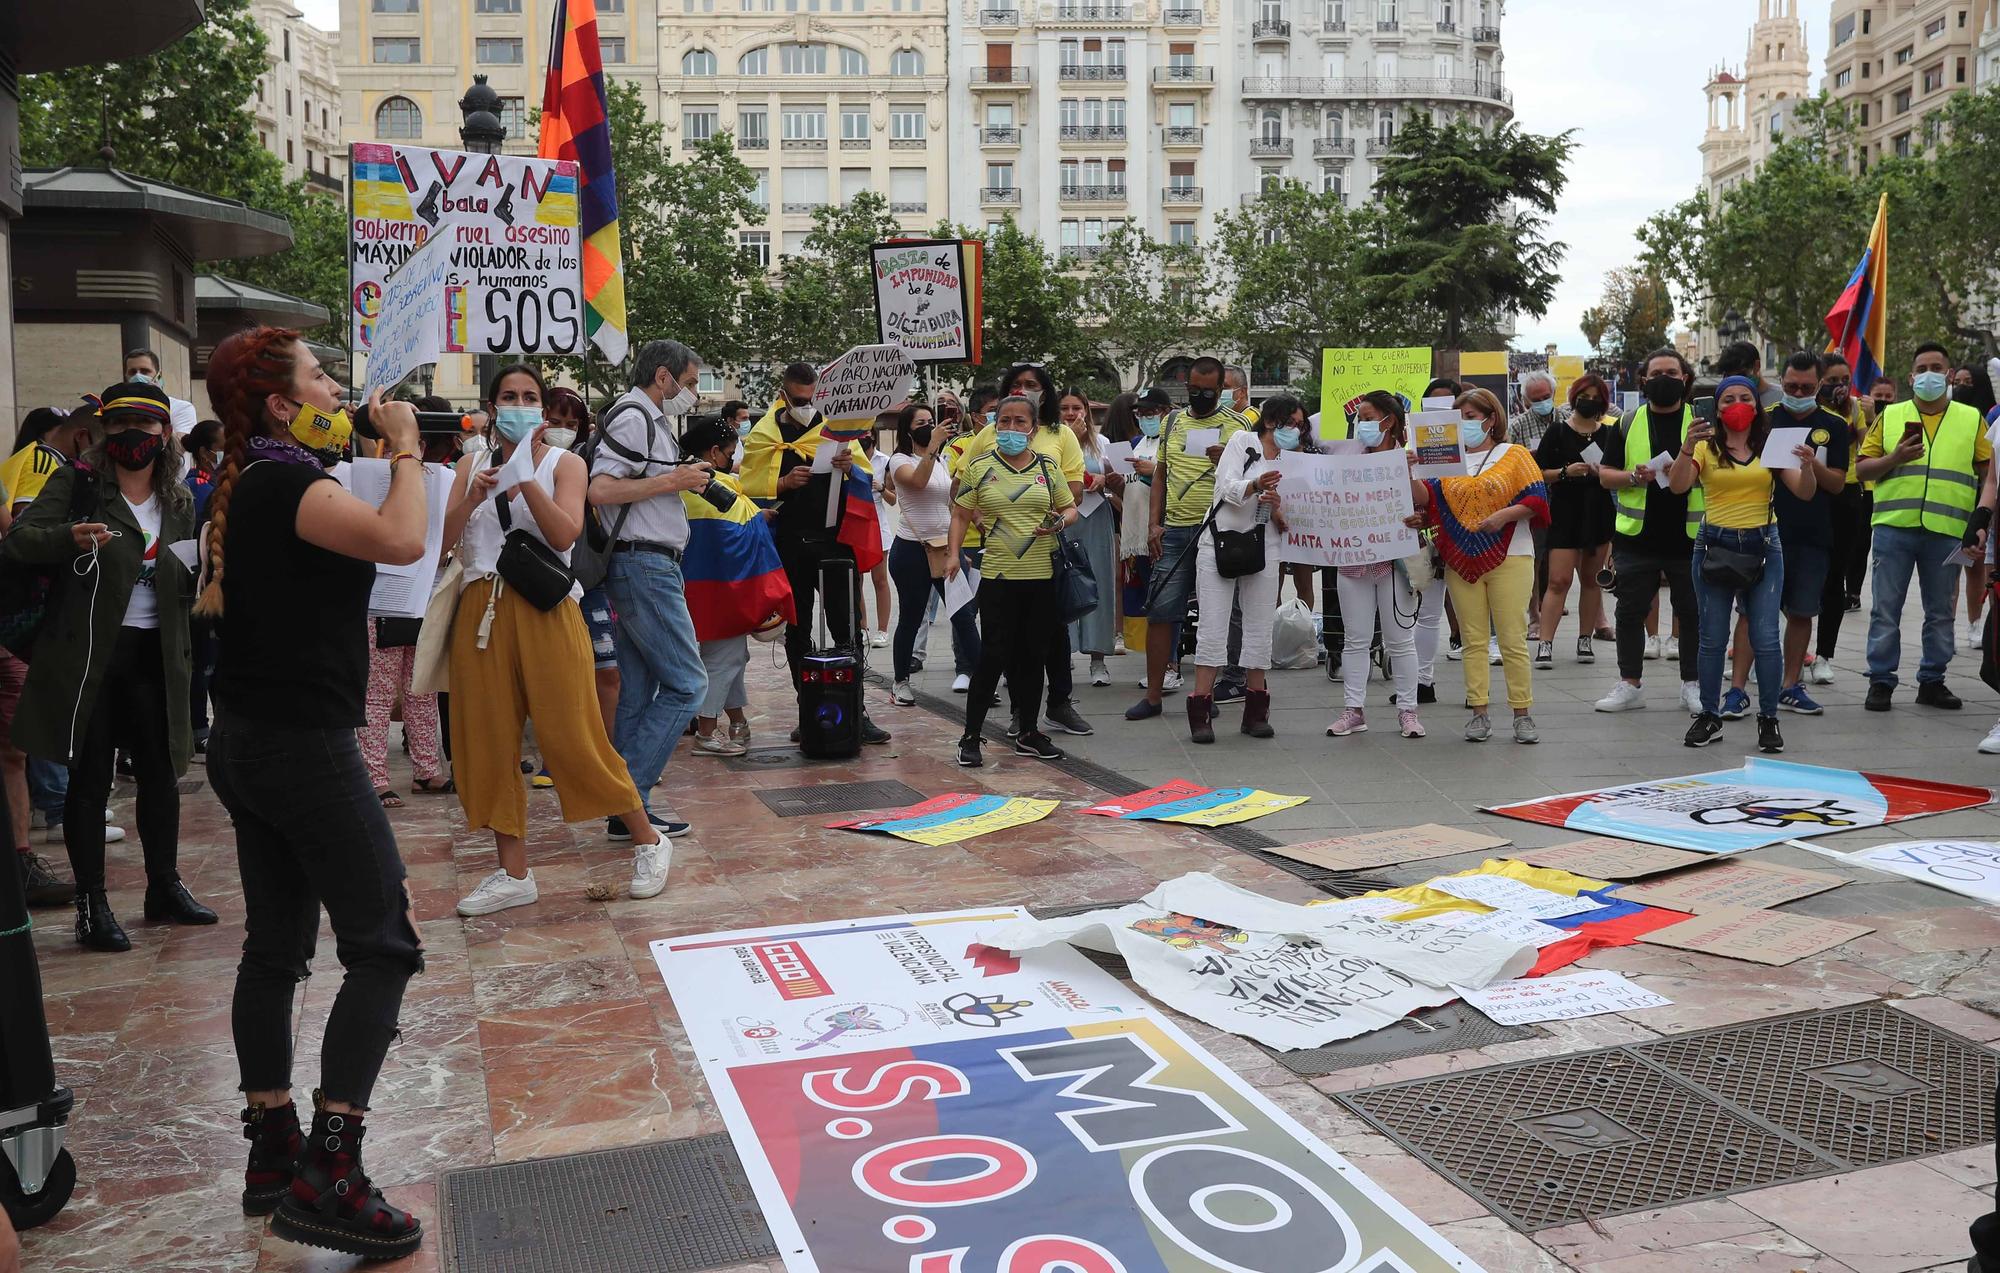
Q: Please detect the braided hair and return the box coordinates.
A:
[193,327,304,617]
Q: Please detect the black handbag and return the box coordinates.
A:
[1033,456,1100,623]
[1698,537,1766,591]
[492,483,576,611]
[1207,444,1268,579]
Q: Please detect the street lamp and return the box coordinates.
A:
[459,74,507,398]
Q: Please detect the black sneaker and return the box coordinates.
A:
[607,812,690,841]
[1045,700,1094,736]
[955,736,983,768]
[1915,681,1964,710]
[1417,681,1436,705]
[1683,712,1724,748]
[1006,715,1022,738]
[1864,682,1894,712]
[1757,715,1784,754]
[1324,654,1341,683]
[1212,683,1246,706]
[1013,731,1063,760]
[18,851,73,909]
[860,715,892,744]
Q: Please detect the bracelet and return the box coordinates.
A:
[391,451,420,466]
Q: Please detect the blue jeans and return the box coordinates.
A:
[888,537,979,680]
[606,551,708,812]
[1866,523,1958,688]
[27,758,66,821]
[1693,525,1783,718]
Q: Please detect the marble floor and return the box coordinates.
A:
[15,646,2000,1273]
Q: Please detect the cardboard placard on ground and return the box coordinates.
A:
[1611,859,1847,914]
[1638,906,1874,966]
[1513,837,1708,880]
[1264,823,1511,873]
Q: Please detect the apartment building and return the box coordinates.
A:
[1824,0,1988,168]
[252,0,347,193]
[1700,0,1809,206]
[1976,0,2000,83]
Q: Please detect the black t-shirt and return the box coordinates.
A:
[1609,407,1695,556]
[772,415,843,546]
[1767,405,1851,548]
[210,461,376,728]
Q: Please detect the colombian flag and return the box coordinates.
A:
[538,0,628,363]
[1826,192,1888,392]
[738,403,886,574]
[680,473,795,641]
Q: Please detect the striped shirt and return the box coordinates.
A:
[1159,406,1251,527]
[953,450,1075,580]
[0,443,66,511]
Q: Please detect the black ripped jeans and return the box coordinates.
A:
[210,712,424,1109]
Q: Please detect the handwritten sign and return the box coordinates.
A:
[1844,840,2000,904]
[1317,347,1433,439]
[1409,409,1466,480]
[1514,838,1709,880]
[1639,906,1874,966]
[813,343,918,442]
[349,142,583,357]
[1264,824,1510,873]
[1426,874,1605,920]
[870,239,981,364]
[1274,448,1419,568]
[1454,969,1672,1026]
[1611,859,1847,914]
[359,230,453,400]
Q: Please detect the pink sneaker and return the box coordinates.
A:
[1399,709,1426,738]
[1326,708,1367,737]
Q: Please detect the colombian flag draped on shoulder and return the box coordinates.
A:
[737,403,886,573]
[538,0,628,363]
[1826,192,1888,392]
[678,472,795,641]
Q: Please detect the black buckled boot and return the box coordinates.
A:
[74,890,131,952]
[144,874,217,925]
[270,1091,423,1260]
[241,1101,302,1215]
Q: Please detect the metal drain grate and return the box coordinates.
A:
[439,1134,776,1273]
[1261,1002,1542,1077]
[1642,1001,2000,1169]
[753,779,926,818]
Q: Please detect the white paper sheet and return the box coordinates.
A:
[1078,490,1106,519]
[1579,441,1604,466]
[1453,969,1672,1025]
[494,437,539,493]
[1180,427,1220,456]
[340,459,451,620]
[164,539,199,571]
[810,440,842,474]
[1426,873,1606,919]
[1760,426,1812,470]
[1101,439,1135,476]
[943,565,979,617]
[1841,840,2000,904]
[1413,909,1572,949]
[1650,450,1676,487]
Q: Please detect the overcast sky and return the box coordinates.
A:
[292,0,1805,354]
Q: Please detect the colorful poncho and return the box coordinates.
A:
[1420,442,1549,583]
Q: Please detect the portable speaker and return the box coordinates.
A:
[798,555,863,760]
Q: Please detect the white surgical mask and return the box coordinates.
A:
[787,403,817,425]
[541,426,577,451]
[462,434,490,458]
[663,385,698,415]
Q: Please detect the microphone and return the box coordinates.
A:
[350,401,472,441]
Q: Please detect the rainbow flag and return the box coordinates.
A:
[1826,192,1889,392]
[538,0,628,363]
[679,473,795,641]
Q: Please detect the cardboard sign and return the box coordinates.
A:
[812,343,919,441]
[1639,906,1874,966]
[1409,409,1467,480]
[359,230,453,399]
[1454,969,1672,1026]
[1264,824,1511,873]
[1513,838,1708,879]
[1841,840,2000,904]
[1550,353,1586,401]
[1317,346,1433,439]
[1611,859,1847,914]
[349,142,583,356]
[869,239,981,364]
[1458,350,1511,408]
[1273,448,1420,568]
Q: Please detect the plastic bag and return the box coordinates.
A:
[1270,598,1319,670]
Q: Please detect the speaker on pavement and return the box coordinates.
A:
[798,555,863,760]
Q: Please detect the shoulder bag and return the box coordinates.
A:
[572,403,656,592]
[1033,455,1099,623]
[491,456,576,611]
[1206,442,1267,579]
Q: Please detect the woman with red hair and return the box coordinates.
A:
[199,327,430,1261]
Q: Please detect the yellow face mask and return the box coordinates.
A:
[288,400,353,463]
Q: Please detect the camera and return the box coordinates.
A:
[1596,566,1617,589]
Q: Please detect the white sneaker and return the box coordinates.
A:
[1680,680,1702,715]
[1967,621,1983,650]
[104,822,125,845]
[1643,635,1662,660]
[892,679,916,705]
[870,631,889,648]
[1163,668,1183,692]
[952,673,971,693]
[1595,681,1647,712]
[1808,657,1837,686]
[629,842,671,899]
[1090,658,1111,686]
[456,869,538,917]
[1663,636,1681,660]
[1488,638,1503,666]
[1981,721,2000,755]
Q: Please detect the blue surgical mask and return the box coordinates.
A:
[495,404,542,443]
[1459,417,1489,448]
[1355,420,1386,448]
[985,411,998,427]
[995,429,1031,457]
[1273,427,1301,451]
[1531,398,1554,417]
[1137,414,1162,438]
[1915,370,1950,401]
[1781,394,1818,415]
[736,419,754,440]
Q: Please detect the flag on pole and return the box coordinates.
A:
[1825,192,1888,392]
[539,0,629,364]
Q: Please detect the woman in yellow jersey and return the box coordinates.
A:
[1668,375,1819,753]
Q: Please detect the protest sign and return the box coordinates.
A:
[1454,969,1671,1026]
[1083,780,1306,827]
[1458,350,1512,407]
[1264,824,1510,874]
[1639,906,1874,966]
[349,142,583,357]
[359,231,453,399]
[1610,859,1846,914]
[1837,840,2000,904]
[339,460,451,619]
[1409,409,1468,480]
[1415,909,1573,950]
[657,907,1482,1273]
[1551,354,1586,401]
[1485,757,1990,854]
[1425,874,1606,920]
[1513,838,1709,879]
[1317,347,1433,438]
[1274,448,1420,569]
[1760,426,1812,470]
[828,794,1058,846]
[869,239,981,363]
[813,343,919,442]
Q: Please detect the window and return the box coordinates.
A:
[285,89,293,116]
[1169,41,1195,69]
[1108,98,1126,128]
[1833,13,1855,45]
[1924,15,1946,38]
[839,46,868,74]
[684,108,718,141]
[1060,219,1080,251]
[1259,166,1282,192]
[372,37,421,62]
[1326,107,1344,137]
[1895,87,1913,113]
[1958,57,1969,84]
[985,221,1004,238]
[600,0,624,9]
[475,0,520,10]
[477,38,524,63]
[375,96,422,138]
[1834,67,1852,88]
[741,232,772,267]
[683,48,717,74]
[284,30,291,60]
[890,167,925,208]
[891,48,925,75]
[1168,160,1195,190]
[785,109,828,138]
[841,108,869,140]
[601,38,626,62]
[749,169,770,208]
[1060,98,1079,127]
[373,0,419,10]
[1862,61,1870,78]
[1059,159,1080,189]
[1895,45,1914,65]
[1169,220,1196,246]
[986,162,1014,191]
[287,139,295,164]
[1923,64,1944,93]
[1435,54,1454,79]
[739,108,769,144]
[985,102,1015,126]
[1321,167,1344,197]
[1860,101,1870,125]
[841,168,870,201]
[783,230,808,254]
[1259,109,1282,143]
[1377,108,1395,142]
[1169,102,1197,126]
[499,96,527,138]
[1894,131,1912,158]
[891,109,924,140]
[785,167,829,205]
[781,43,828,73]
[740,47,769,74]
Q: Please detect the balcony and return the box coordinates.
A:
[1366,137,1399,155]
[1060,123,1128,142]
[981,185,1021,204]
[1436,21,1456,34]
[1377,19,1400,32]
[1240,190,1285,205]
[1152,66,1215,88]
[890,201,928,214]
[890,137,927,150]
[981,126,1021,146]
[1162,185,1203,204]
[1062,245,1109,263]
[1163,124,1204,146]
[681,135,717,150]
[1060,64,1128,82]
[738,135,770,150]
[1252,18,1292,40]
[1054,3,1130,18]
[782,200,826,214]
[1248,136,1293,156]
[1313,137,1355,156]
[304,169,344,196]
[1163,6,1202,25]
[971,66,1031,86]
[840,137,869,149]
[782,137,828,150]
[1059,184,1127,203]
[1322,18,1347,34]
[1473,25,1500,42]
[978,6,1019,25]
[1239,75,1513,107]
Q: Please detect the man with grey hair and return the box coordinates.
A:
[587,337,715,875]
[1510,368,1571,645]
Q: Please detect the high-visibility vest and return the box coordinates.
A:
[1613,404,1703,539]
[1872,399,1982,537]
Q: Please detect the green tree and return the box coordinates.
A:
[1635,191,1716,334]
[1209,184,1377,377]
[1703,128,1866,352]
[1876,87,2000,356]
[1082,222,1215,389]
[765,191,907,365]
[1364,116,1576,349]
[919,217,1096,389]
[1581,267,1675,370]
[224,169,350,338]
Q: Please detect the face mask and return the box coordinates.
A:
[1781,393,1818,416]
[462,434,490,458]
[1273,426,1301,451]
[1574,397,1605,418]
[1914,370,1950,401]
[736,419,755,440]
[1719,401,1759,432]
[103,429,164,471]
[985,411,998,427]
[288,400,353,464]
[128,372,157,387]
[663,385,699,415]
[1355,419,1386,448]
[1137,414,1162,438]
[1187,387,1221,416]
[995,429,1031,457]
[1644,375,1685,409]
[542,426,578,452]
[494,405,542,443]
[1820,383,1851,409]
[912,425,934,448]
[1458,417,1489,448]
[1531,398,1554,417]
[787,404,817,426]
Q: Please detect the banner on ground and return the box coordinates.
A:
[1317,347,1433,439]
[656,908,1483,1273]
[1835,840,2000,905]
[813,343,919,443]
[1274,448,1420,568]
[870,239,982,364]
[358,230,453,400]
[349,142,584,357]
[1084,780,1307,827]
[829,794,1058,846]
[1485,758,1990,854]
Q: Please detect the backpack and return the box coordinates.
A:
[0,463,101,661]
[572,401,657,592]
